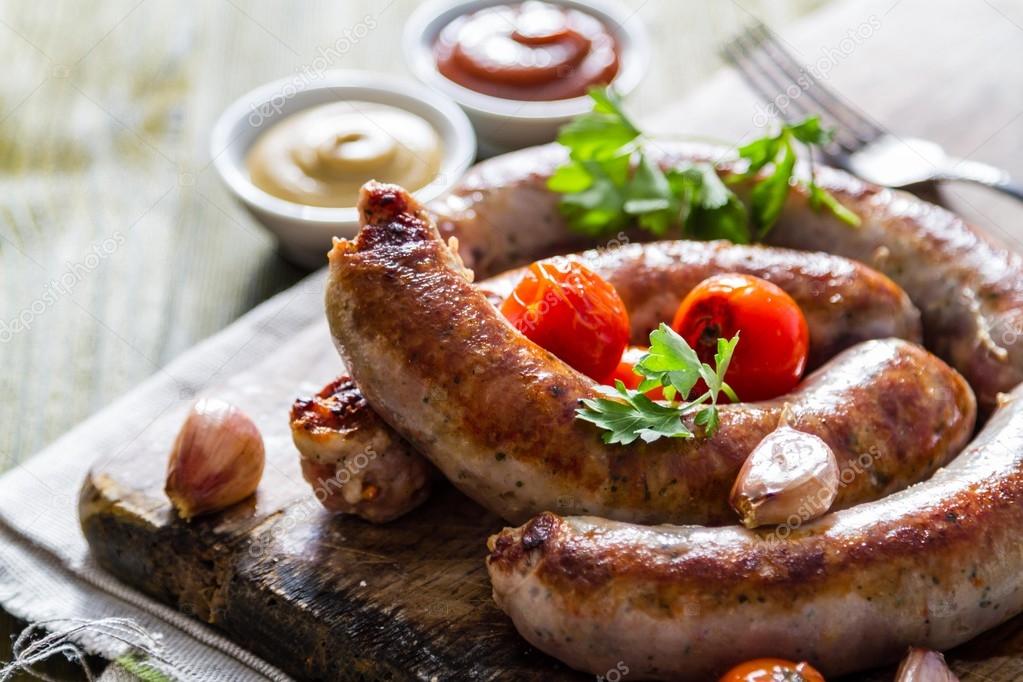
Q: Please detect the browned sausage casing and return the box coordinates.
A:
[487,386,1023,679]
[291,376,434,523]
[430,143,1023,412]
[326,183,974,526]
[305,232,921,523]
[482,239,921,370]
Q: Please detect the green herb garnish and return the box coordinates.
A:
[576,324,739,445]
[732,115,861,235]
[549,88,861,241]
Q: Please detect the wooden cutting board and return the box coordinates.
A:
[78,321,1023,682]
[79,321,589,681]
[79,0,1023,679]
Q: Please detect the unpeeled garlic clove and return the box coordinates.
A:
[165,398,265,520]
[730,425,838,529]
[895,648,959,681]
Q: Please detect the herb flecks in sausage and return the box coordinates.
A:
[487,384,1023,678]
[327,183,974,526]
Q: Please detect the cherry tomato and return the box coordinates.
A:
[605,346,666,400]
[672,274,809,402]
[501,259,629,381]
[719,658,825,682]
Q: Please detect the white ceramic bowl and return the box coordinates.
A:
[404,0,650,156]
[210,71,477,269]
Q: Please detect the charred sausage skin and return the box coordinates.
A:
[290,376,434,523]
[430,143,1023,411]
[307,235,921,522]
[325,183,974,526]
[487,386,1023,679]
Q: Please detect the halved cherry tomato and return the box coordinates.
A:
[501,259,629,381]
[605,346,666,400]
[719,658,825,682]
[672,273,809,402]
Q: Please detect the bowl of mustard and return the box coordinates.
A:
[211,70,476,268]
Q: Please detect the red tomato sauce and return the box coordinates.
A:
[434,1,620,101]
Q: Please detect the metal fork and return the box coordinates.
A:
[722,21,1023,202]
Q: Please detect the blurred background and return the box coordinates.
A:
[0,0,825,473]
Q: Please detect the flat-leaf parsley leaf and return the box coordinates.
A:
[576,324,740,444]
[549,88,861,242]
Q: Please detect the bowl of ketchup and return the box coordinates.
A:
[405,0,649,155]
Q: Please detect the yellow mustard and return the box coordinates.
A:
[246,101,443,208]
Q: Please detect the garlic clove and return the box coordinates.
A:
[895,648,959,681]
[730,425,838,529]
[165,398,265,520]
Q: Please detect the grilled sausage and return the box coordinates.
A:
[429,143,1023,412]
[486,386,1023,679]
[482,240,921,370]
[322,142,1022,678]
[290,376,434,523]
[325,183,974,526]
[305,234,920,522]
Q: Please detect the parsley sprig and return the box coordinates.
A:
[549,88,861,241]
[576,324,739,445]
[732,116,861,235]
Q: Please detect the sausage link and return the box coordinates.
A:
[429,143,1023,411]
[487,385,1023,679]
[290,376,434,523]
[325,183,974,526]
[306,235,920,521]
[482,240,921,370]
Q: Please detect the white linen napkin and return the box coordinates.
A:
[0,269,328,681]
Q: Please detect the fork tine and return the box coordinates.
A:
[721,39,802,121]
[729,28,821,122]
[749,22,886,144]
[724,27,860,155]
[739,29,862,154]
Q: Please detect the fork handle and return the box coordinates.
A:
[939,157,1023,202]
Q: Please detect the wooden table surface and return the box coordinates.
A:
[3,0,1023,678]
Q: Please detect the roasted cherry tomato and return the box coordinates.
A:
[719,658,825,682]
[501,259,629,381]
[672,273,809,402]
[605,346,665,399]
